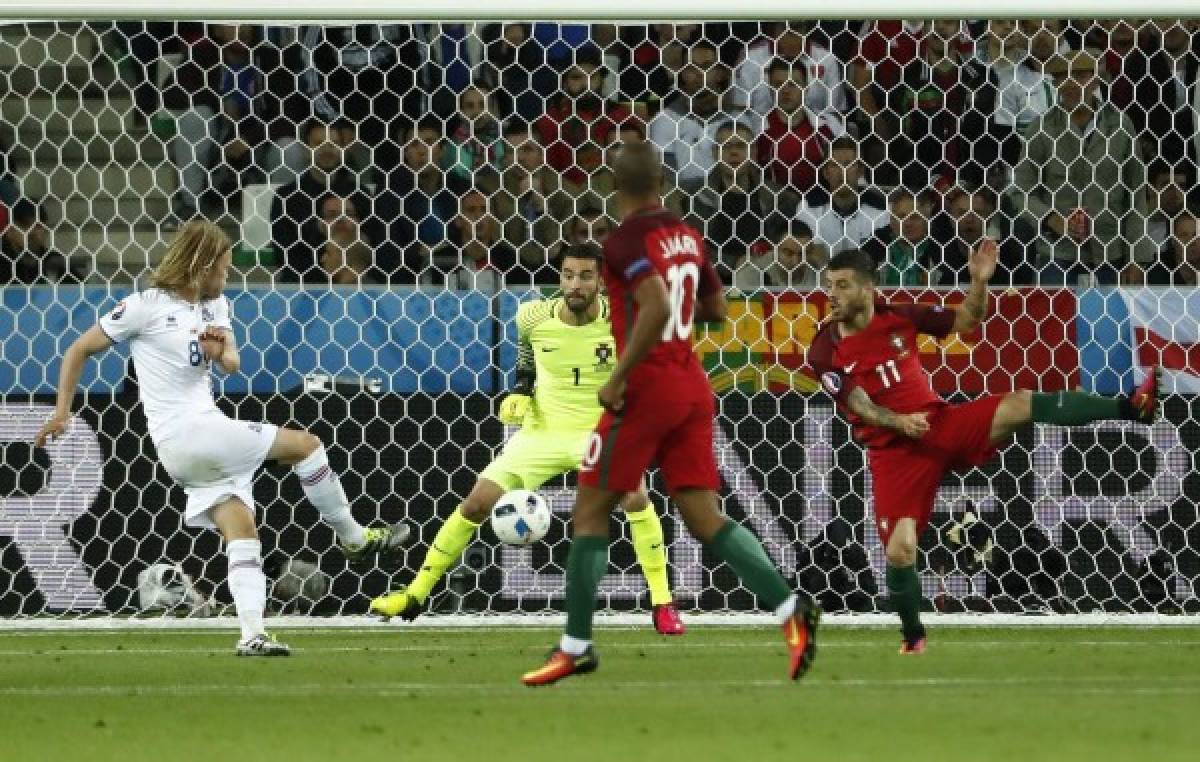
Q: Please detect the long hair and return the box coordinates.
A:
[148,221,231,295]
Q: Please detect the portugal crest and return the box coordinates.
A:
[594,342,613,368]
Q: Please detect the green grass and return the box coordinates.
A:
[0,626,1197,761]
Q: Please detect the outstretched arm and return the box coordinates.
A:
[35,325,113,447]
[845,386,930,439]
[952,238,998,335]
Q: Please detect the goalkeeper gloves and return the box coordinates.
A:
[498,393,532,425]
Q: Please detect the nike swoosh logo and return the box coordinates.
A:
[649,543,663,550]
[540,347,558,353]
[845,362,857,372]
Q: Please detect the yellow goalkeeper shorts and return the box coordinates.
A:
[479,426,589,492]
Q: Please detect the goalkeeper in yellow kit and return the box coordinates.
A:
[370,244,685,633]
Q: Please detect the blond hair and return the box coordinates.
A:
[148,221,231,295]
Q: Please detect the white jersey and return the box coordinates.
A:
[98,288,232,440]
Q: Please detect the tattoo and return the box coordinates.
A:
[846,387,900,430]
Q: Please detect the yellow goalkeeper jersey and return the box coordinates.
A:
[515,296,615,432]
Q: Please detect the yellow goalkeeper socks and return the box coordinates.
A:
[627,504,672,606]
[408,506,479,603]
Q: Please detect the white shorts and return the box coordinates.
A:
[154,411,279,530]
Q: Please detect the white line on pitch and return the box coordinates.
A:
[1,675,1198,698]
[0,639,1197,657]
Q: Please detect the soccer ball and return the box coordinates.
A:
[491,489,553,545]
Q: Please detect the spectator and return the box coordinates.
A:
[299,24,423,150]
[0,135,21,206]
[731,21,848,129]
[648,40,743,192]
[1145,160,1189,250]
[374,119,457,281]
[314,192,388,284]
[692,120,777,271]
[977,18,1020,68]
[1129,20,1200,176]
[535,48,631,186]
[794,137,889,255]
[440,81,506,194]
[732,220,825,292]
[931,187,1008,284]
[756,58,842,207]
[419,23,488,118]
[481,24,544,121]
[1092,19,1142,112]
[557,206,615,254]
[851,20,927,144]
[1124,210,1200,285]
[2,200,88,284]
[163,24,264,223]
[582,121,657,217]
[993,20,1067,169]
[865,189,936,287]
[240,26,325,189]
[270,120,359,282]
[498,119,569,283]
[891,19,995,189]
[113,22,178,127]
[422,190,517,290]
[610,24,695,119]
[1009,51,1154,285]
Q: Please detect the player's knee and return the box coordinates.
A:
[886,537,917,568]
[619,492,648,513]
[459,497,492,524]
[1007,389,1034,418]
[297,431,322,458]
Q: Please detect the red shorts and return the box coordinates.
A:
[578,383,720,494]
[868,394,1005,546]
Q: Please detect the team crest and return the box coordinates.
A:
[202,306,214,322]
[594,342,613,368]
[889,332,910,359]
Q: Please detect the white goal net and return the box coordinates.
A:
[0,16,1198,621]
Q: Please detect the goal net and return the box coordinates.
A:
[0,15,1198,623]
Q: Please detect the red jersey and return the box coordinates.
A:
[601,207,723,388]
[809,301,956,448]
[757,108,833,193]
[535,101,632,186]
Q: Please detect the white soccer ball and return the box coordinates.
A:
[491,489,553,545]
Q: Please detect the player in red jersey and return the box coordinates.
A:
[810,246,1161,654]
[522,142,819,687]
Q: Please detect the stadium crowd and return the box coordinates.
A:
[3,19,1200,289]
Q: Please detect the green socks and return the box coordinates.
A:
[564,535,610,641]
[708,521,792,610]
[1031,391,1125,427]
[886,564,925,640]
[407,506,479,603]
[627,505,672,606]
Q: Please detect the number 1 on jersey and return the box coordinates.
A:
[662,262,699,341]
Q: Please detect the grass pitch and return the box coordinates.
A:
[0,626,1196,762]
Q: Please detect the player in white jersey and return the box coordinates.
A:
[34,221,409,656]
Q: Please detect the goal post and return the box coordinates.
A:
[0,8,1198,628]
